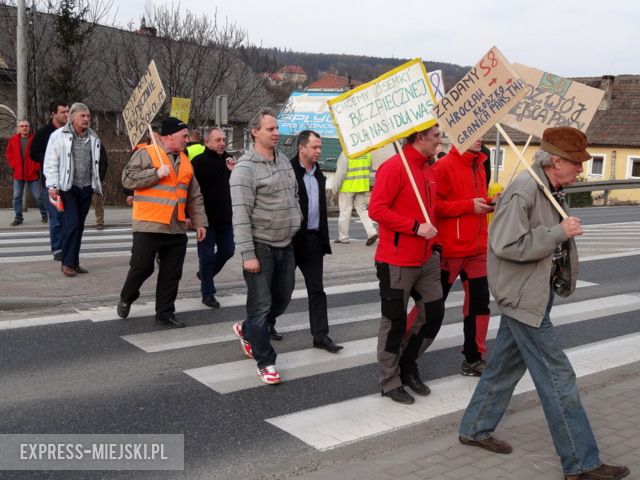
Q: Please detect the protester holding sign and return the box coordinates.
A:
[458,127,630,480]
[117,117,207,328]
[368,125,445,405]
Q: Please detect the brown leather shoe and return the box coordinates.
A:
[61,265,76,277]
[565,464,630,480]
[459,435,512,454]
[75,266,89,274]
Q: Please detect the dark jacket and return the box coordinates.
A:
[290,155,331,259]
[30,122,57,165]
[191,148,233,227]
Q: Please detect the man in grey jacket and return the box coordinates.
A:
[458,127,629,480]
[230,108,302,385]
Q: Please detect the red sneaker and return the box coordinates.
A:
[257,365,281,385]
[233,321,253,359]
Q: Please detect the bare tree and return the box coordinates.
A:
[107,3,272,127]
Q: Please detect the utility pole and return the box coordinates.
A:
[16,0,28,121]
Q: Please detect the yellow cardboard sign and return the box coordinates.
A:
[122,60,166,147]
[433,46,527,152]
[328,58,438,158]
[502,63,605,138]
[170,97,192,124]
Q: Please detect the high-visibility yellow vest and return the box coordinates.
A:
[132,146,193,224]
[186,143,205,160]
[340,153,371,193]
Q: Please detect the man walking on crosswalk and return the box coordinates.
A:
[458,127,630,480]
[230,108,302,385]
[369,125,445,405]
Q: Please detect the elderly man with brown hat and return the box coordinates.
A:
[457,127,630,480]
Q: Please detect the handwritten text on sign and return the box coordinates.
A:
[122,60,166,147]
[328,58,437,158]
[433,46,527,152]
[502,63,605,138]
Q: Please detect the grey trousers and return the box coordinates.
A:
[376,253,445,393]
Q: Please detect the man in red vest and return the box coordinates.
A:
[4,119,47,225]
[118,117,207,328]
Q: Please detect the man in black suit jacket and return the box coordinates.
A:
[269,130,343,353]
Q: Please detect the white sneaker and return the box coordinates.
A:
[257,365,281,385]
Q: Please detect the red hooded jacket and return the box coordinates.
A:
[369,143,438,267]
[5,133,39,181]
[433,146,489,257]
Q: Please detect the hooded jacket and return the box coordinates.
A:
[433,146,489,257]
[230,144,302,261]
[369,143,437,267]
[488,162,578,327]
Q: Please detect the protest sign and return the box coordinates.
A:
[328,58,438,158]
[122,60,166,147]
[279,91,339,138]
[428,70,445,103]
[170,97,192,124]
[433,46,527,152]
[502,63,605,138]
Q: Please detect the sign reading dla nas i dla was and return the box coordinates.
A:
[122,60,167,147]
[501,63,605,138]
[433,46,527,152]
[328,58,438,158]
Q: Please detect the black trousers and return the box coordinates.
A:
[269,232,329,341]
[120,232,188,316]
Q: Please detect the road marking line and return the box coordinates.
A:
[266,332,640,451]
[183,292,635,394]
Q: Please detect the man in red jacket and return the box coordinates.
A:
[432,139,495,377]
[5,120,47,226]
[368,125,445,405]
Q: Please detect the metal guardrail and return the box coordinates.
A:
[564,179,640,206]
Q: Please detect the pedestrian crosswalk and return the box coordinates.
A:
[2,220,640,263]
[3,222,640,456]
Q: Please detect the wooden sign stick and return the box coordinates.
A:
[148,123,167,167]
[395,140,431,224]
[495,123,567,219]
[505,134,532,185]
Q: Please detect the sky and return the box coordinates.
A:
[112,0,638,79]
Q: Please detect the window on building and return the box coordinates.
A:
[589,155,604,177]
[490,147,505,171]
[628,157,640,178]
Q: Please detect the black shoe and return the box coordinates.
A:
[117,301,131,319]
[41,215,48,224]
[155,313,185,328]
[10,219,23,226]
[53,252,62,261]
[401,372,431,396]
[313,336,343,353]
[381,386,414,404]
[365,234,378,246]
[202,294,220,308]
[269,325,283,341]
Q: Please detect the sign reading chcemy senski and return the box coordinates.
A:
[328,58,438,158]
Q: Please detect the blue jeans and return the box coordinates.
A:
[197,224,234,298]
[13,179,46,220]
[45,193,63,254]
[59,186,93,268]
[459,293,601,476]
[242,243,295,369]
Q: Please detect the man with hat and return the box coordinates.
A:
[117,117,207,328]
[458,127,630,480]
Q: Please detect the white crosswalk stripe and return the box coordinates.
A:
[266,332,640,451]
